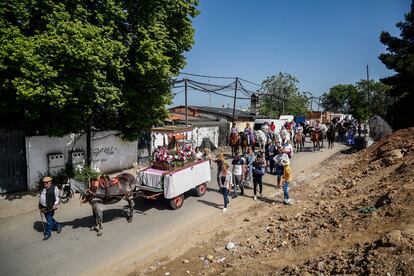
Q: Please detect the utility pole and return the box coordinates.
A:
[232,78,238,123]
[184,78,188,126]
[366,65,370,117]
[86,119,92,167]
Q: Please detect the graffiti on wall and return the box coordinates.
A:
[92,146,119,163]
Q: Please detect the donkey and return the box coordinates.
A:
[70,173,137,236]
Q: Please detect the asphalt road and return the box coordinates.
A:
[0,141,347,276]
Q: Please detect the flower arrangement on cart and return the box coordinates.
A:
[152,145,196,170]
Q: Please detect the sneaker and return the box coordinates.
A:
[284,199,291,205]
[222,207,227,212]
[43,234,51,241]
[259,193,263,198]
[227,202,230,206]
[57,225,62,234]
[253,195,257,201]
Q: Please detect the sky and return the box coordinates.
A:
[171,0,412,110]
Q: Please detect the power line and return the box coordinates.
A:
[180,72,236,80]
[238,78,262,87]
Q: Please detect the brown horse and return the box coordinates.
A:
[294,133,304,152]
[239,132,249,155]
[326,123,336,149]
[311,130,322,151]
[229,132,240,156]
[69,173,137,236]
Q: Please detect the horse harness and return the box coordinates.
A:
[87,175,123,199]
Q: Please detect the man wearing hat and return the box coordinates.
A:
[39,176,62,240]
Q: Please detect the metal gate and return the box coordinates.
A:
[0,130,27,193]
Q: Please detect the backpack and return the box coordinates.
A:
[252,166,265,176]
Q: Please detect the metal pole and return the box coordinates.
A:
[232,78,238,123]
[185,78,188,126]
[366,65,370,116]
[317,97,320,112]
[86,119,92,167]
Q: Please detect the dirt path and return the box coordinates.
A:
[138,129,414,276]
[0,142,347,276]
[116,144,350,276]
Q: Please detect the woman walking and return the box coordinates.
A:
[219,162,232,212]
[245,147,256,188]
[252,154,265,201]
[214,152,225,189]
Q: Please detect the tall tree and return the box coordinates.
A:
[0,0,198,139]
[379,1,414,129]
[356,80,390,119]
[259,72,309,117]
[320,84,357,114]
[321,81,390,121]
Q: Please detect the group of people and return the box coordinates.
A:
[212,143,293,212]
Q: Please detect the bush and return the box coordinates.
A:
[73,166,100,182]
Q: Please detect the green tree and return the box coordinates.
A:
[321,81,390,121]
[0,0,198,139]
[320,84,357,114]
[379,2,414,129]
[356,80,391,118]
[259,72,309,117]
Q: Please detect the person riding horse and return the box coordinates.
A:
[244,123,255,149]
[229,122,240,156]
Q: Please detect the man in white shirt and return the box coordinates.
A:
[39,176,62,240]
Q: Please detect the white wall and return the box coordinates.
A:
[191,126,219,148]
[151,126,219,153]
[26,131,137,190]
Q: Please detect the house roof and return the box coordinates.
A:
[170,105,255,120]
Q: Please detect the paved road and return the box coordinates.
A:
[0,142,347,276]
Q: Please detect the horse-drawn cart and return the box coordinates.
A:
[136,159,211,209]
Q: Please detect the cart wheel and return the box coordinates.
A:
[195,182,207,197]
[169,194,184,210]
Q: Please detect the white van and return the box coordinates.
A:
[254,118,284,133]
[279,115,294,123]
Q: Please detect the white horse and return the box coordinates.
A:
[254,130,267,151]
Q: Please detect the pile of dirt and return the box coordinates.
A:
[142,128,414,276]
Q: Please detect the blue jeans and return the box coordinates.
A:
[283,181,289,200]
[44,210,61,236]
[222,187,229,208]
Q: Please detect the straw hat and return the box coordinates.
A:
[42,176,52,183]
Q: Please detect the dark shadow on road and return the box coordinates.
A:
[262,181,276,189]
[59,209,127,230]
[197,199,222,209]
[2,191,38,201]
[33,221,44,233]
[207,187,220,193]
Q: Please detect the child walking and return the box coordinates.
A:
[219,162,232,212]
[281,158,292,204]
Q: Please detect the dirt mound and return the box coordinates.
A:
[143,128,414,276]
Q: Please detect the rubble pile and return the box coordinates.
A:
[145,128,414,276]
[212,127,414,275]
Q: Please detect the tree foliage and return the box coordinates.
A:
[379,1,414,129]
[0,0,198,139]
[259,72,309,117]
[321,80,390,121]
